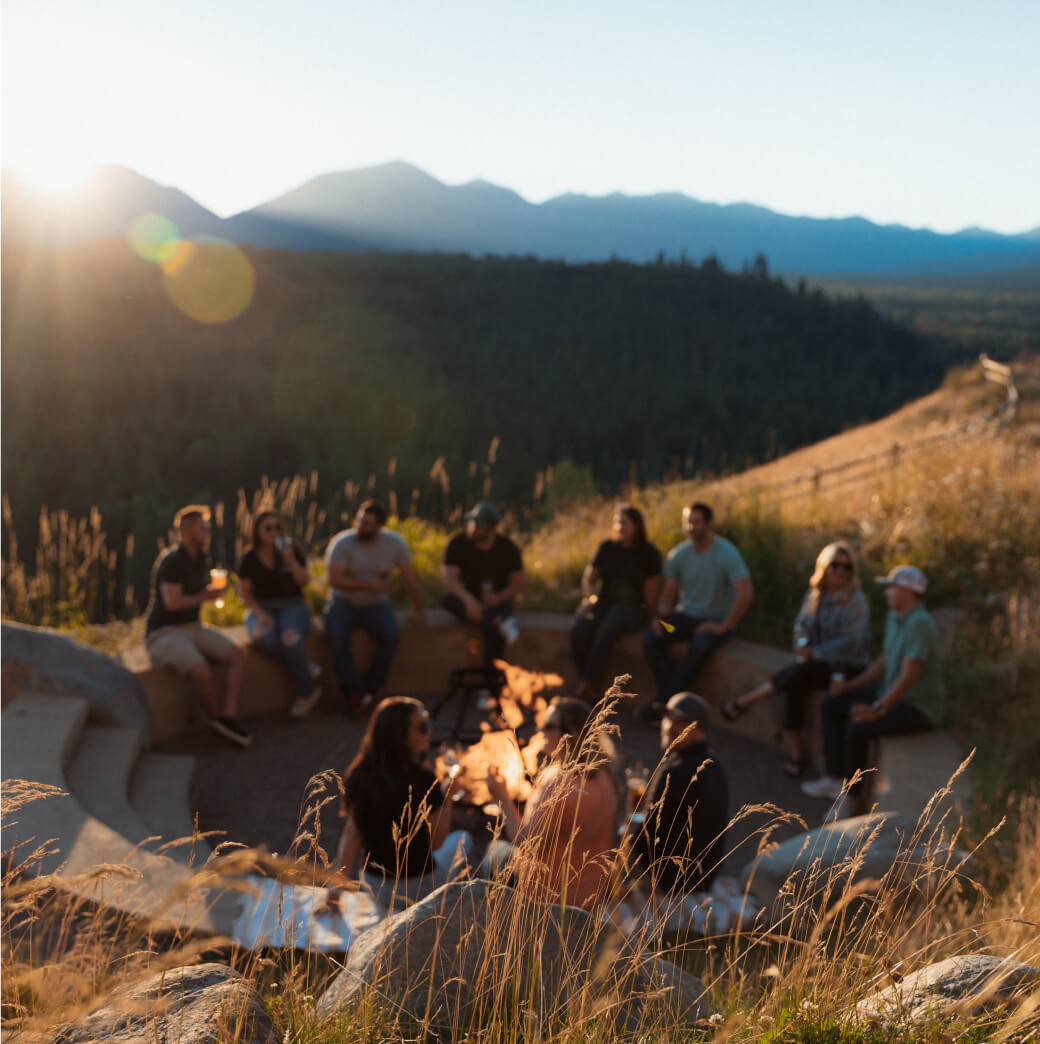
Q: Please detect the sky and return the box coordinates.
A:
[3,0,1038,235]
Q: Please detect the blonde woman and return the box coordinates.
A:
[722,543,870,777]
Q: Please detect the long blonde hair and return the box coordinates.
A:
[807,542,859,614]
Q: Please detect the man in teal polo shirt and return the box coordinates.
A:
[640,501,754,721]
[803,564,944,807]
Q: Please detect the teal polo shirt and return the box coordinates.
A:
[882,602,945,725]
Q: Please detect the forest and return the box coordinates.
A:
[2,238,959,609]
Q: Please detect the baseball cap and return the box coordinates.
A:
[876,565,928,595]
[465,502,501,528]
[664,691,713,727]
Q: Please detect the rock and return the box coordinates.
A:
[741,811,969,915]
[318,879,710,1036]
[1,622,150,741]
[43,963,276,1043]
[851,954,1040,1028]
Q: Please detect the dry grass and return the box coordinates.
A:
[4,687,1039,1043]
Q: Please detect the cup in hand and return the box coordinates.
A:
[209,568,228,609]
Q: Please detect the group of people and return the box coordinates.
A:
[143,496,945,908]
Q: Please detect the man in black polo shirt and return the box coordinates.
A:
[630,691,729,895]
[144,505,252,747]
[441,503,526,670]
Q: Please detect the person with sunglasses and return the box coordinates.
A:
[334,697,471,909]
[484,697,618,911]
[237,509,321,719]
[721,542,870,778]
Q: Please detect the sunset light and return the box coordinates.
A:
[12,156,96,197]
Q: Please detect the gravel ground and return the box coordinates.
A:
[171,693,829,874]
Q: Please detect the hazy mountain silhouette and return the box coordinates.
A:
[4,161,1038,277]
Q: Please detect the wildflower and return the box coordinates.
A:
[708,1013,725,1026]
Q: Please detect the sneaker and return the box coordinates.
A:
[801,776,844,800]
[290,688,322,719]
[476,688,497,711]
[346,692,375,719]
[497,616,519,646]
[211,717,253,748]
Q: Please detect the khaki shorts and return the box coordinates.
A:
[146,622,237,675]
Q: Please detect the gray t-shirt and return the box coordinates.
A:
[663,536,749,620]
[325,529,412,606]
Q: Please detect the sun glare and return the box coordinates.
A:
[15,155,96,197]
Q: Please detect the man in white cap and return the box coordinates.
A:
[629,691,729,895]
[802,565,944,811]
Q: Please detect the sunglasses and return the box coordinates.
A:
[541,720,563,734]
[261,523,283,533]
[829,561,853,572]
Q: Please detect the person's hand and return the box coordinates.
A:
[202,585,223,602]
[696,620,726,636]
[830,676,847,696]
[481,588,500,608]
[408,607,425,626]
[254,610,275,636]
[465,598,484,623]
[652,617,668,637]
[316,887,343,916]
[366,575,389,596]
[849,701,880,723]
[485,765,509,802]
[794,646,811,662]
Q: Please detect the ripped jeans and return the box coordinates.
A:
[245,597,315,700]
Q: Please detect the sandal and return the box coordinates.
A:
[721,699,746,722]
[783,757,807,779]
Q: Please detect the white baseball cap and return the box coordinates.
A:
[876,565,927,595]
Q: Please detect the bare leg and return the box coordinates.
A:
[784,727,804,762]
[739,679,776,709]
[222,644,246,718]
[188,662,218,718]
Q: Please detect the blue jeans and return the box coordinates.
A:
[441,593,514,668]
[641,612,730,704]
[245,598,314,700]
[821,687,934,794]
[323,598,399,703]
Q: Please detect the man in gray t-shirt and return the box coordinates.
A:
[640,502,753,720]
[322,500,424,714]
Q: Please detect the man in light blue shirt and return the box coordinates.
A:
[640,502,753,721]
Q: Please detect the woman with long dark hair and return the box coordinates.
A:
[721,542,870,777]
[571,504,662,701]
[484,696,618,910]
[334,696,471,907]
[237,510,320,718]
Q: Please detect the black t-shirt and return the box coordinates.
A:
[344,760,446,878]
[591,539,662,607]
[145,545,210,636]
[237,544,306,600]
[632,742,728,894]
[444,532,524,600]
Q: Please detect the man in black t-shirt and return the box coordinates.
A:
[630,691,729,896]
[144,505,251,748]
[441,503,526,670]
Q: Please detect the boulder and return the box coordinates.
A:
[741,811,969,916]
[1,622,150,741]
[318,879,710,1037]
[851,954,1040,1028]
[41,963,276,1043]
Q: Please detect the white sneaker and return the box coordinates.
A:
[498,616,519,646]
[476,688,497,711]
[801,776,844,799]
[290,688,322,719]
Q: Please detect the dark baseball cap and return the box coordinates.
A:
[465,502,501,528]
[664,691,713,727]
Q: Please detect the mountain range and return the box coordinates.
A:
[4,161,1039,278]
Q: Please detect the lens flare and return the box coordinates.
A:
[160,236,255,324]
[128,213,181,263]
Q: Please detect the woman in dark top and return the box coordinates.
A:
[237,510,320,718]
[571,504,662,701]
[334,696,470,908]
